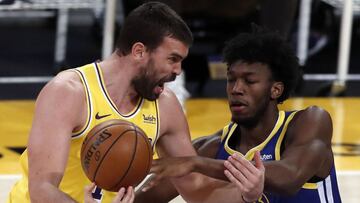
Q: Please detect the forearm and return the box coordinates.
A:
[193,156,228,181]
[172,175,244,203]
[135,177,179,203]
[263,162,303,195]
[199,182,246,203]
[29,182,76,203]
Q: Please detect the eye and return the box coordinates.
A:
[245,78,257,84]
[227,76,236,83]
[168,56,179,63]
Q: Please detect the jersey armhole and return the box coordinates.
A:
[70,69,92,138]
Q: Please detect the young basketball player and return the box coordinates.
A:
[136,27,342,203]
[7,2,264,203]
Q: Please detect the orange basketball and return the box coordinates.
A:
[80,119,152,192]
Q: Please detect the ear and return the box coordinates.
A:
[271,81,284,100]
[131,42,146,60]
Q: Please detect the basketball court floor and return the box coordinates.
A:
[0,98,359,202]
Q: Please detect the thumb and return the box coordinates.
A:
[253,151,264,170]
[84,182,96,195]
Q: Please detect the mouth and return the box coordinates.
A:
[230,100,248,112]
[153,81,166,96]
[158,82,164,89]
[153,75,176,95]
[230,100,248,107]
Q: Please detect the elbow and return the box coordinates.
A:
[29,180,49,202]
[28,180,41,202]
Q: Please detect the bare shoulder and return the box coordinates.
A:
[35,70,86,121]
[287,105,333,144]
[157,87,184,117]
[42,70,84,96]
[296,105,331,120]
[156,87,189,139]
[157,87,181,106]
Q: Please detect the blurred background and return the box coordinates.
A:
[0,0,360,202]
[0,0,359,99]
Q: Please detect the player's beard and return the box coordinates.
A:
[132,59,175,101]
[231,97,270,128]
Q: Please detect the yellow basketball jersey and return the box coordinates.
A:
[8,63,160,203]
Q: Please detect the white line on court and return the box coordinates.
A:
[0,175,21,180]
[303,74,360,81]
[336,170,360,176]
[0,76,52,84]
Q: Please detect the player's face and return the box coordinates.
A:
[226,61,274,126]
[133,37,189,100]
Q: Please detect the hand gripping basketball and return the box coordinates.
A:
[80,119,153,192]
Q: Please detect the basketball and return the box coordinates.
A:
[80,119,152,192]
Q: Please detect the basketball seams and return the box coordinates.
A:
[81,122,133,154]
[81,120,152,191]
[92,129,135,182]
[109,127,139,190]
[135,126,152,177]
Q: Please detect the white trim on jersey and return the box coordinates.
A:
[317,181,327,203]
[325,176,334,203]
[317,176,335,203]
[72,68,93,139]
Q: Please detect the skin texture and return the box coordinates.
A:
[225,62,334,195]
[27,37,264,203]
[27,37,187,203]
[84,184,134,203]
[136,61,334,202]
[135,134,222,203]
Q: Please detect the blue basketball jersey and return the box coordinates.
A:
[216,111,342,203]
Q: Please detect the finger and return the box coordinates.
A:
[112,187,126,202]
[224,169,245,192]
[149,166,159,174]
[141,178,158,192]
[122,186,134,203]
[227,155,261,190]
[128,187,135,202]
[253,151,265,171]
[84,183,96,203]
[84,182,96,195]
[224,160,248,185]
[228,155,254,180]
[231,153,258,177]
[149,164,162,174]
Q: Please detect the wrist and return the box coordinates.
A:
[191,156,201,173]
[241,195,253,203]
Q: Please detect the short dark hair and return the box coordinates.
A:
[222,26,300,103]
[116,1,193,55]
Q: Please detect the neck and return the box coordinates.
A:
[239,103,279,146]
[98,53,141,111]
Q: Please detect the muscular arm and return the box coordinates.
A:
[149,89,262,203]
[263,106,334,195]
[135,133,222,203]
[28,72,85,202]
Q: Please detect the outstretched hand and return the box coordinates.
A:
[224,151,265,202]
[142,156,195,192]
[84,183,135,203]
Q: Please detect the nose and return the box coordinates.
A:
[231,80,245,95]
[173,62,182,75]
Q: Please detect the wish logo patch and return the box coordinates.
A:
[142,114,156,124]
